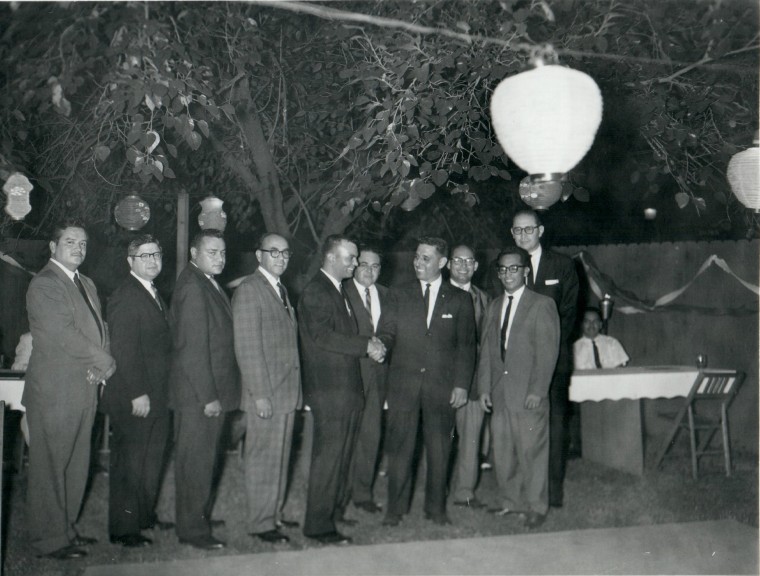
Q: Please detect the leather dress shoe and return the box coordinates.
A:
[549,500,563,508]
[276,519,300,529]
[39,544,88,560]
[381,514,401,527]
[110,534,153,548]
[453,497,485,509]
[308,531,352,545]
[72,534,98,546]
[336,516,359,526]
[179,535,226,550]
[354,500,382,514]
[255,529,289,544]
[425,513,452,526]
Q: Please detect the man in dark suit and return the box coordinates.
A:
[343,245,389,514]
[478,246,560,528]
[447,244,490,509]
[233,233,301,545]
[101,234,172,548]
[24,220,115,559]
[169,229,241,550]
[377,237,476,527]
[511,209,579,508]
[298,235,385,545]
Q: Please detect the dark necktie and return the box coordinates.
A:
[364,287,372,315]
[277,282,290,314]
[74,273,103,339]
[150,283,162,310]
[500,295,514,362]
[527,256,535,289]
[341,284,352,317]
[423,283,431,326]
[592,339,602,368]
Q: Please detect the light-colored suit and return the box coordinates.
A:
[477,288,559,515]
[24,261,114,555]
[233,269,301,534]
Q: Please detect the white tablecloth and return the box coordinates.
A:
[570,366,700,402]
[0,375,26,411]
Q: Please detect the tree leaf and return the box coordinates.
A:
[94,145,110,161]
[198,119,209,137]
[431,169,448,187]
[675,192,690,209]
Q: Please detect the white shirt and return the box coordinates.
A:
[450,279,472,292]
[528,245,543,284]
[130,270,159,299]
[353,278,380,332]
[50,258,77,283]
[191,261,222,292]
[500,285,526,352]
[574,334,630,369]
[258,265,282,292]
[420,275,443,328]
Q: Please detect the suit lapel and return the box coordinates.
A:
[254,269,295,325]
[506,290,530,351]
[49,264,106,346]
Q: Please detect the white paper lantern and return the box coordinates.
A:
[114,194,150,230]
[198,196,227,231]
[727,144,760,212]
[491,63,603,208]
[3,172,33,220]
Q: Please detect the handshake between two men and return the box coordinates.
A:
[367,336,386,363]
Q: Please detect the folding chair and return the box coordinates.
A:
[654,369,744,479]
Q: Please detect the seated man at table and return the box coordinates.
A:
[573,308,629,370]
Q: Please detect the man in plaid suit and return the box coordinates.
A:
[233,233,301,545]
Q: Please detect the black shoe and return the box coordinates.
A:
[453,497,485,509]
[382,514,402,527]
[276,519,300,529]
[72,534,98,546]
[354,500,382,514]
[336,516,359,526]
[255,529,289,544]
[39,545,88,560]
[308,531,352,545]
[549,500,563,508]
[110,534,153,548]
[179,535,226,550]
[148,520,176,531]
[210,519,226,528]
[524,512,546,529]
[424,513,452,526]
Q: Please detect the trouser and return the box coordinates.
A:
[450,399,486,501]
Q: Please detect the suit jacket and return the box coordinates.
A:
[298,271,367,413]
[100,274,171,419]
[457,282,490,400]
[232,269,301,415]
[477,289,560,410]
[168,263,240,412]
[531,248,579,373]
[378,280,476,411]
[343,280,389,397]
[23,261,113,410]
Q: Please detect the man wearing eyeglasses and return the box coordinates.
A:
[232,233,301,545]
[478,246,559,529]
[342,245,389,515]
[511,209,579,509]
[169,229,240,550]
[446,245,490,509]
[101,235,171,548]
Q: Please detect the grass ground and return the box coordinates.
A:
[2,413,757,576]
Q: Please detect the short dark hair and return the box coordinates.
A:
[496,245,530,267]
[358,244,383,263]
[450,244,476,259]
[257,232,289,251]
[191,228,224,250]
[513,208,542,227]
[321,234,356,261]
[417,236,448,258]
[584,307,602,321]
[128,234,161,256]
[50,219,87,244]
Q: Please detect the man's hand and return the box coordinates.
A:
[449,387,468,410]
[255,398,273,419]
[479,393,493,413]
[524,394,542,410]
[131,394,151,418]
[204,399,222,418]
[367,337,386,363]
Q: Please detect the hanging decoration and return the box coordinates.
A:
[3,172,33,221]
[490,48,603,210]
[727,132,760,212]
[198,196,227,231]
[114,194,151,230]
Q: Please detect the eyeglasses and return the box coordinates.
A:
[511,226,539,235]
[357,262,381,271]
[496,264,526,275]
[260,248,293,259]
[131,252,163,262]
[450,257,476,266]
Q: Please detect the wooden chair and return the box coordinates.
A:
[654,369,744,479]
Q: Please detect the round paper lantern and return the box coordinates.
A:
[198,196,227,231]
[3,172,33,220]
[518,175,563,211]
[114,194,151,230]
[491,63,603,208]
[727,140,760,212]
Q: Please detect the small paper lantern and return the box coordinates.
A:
[114,194,151,230]
[727,137,760,212]
[491,62,603,209]
[518,175,563,211]
[3,172,33,220]
[198,196,227,231]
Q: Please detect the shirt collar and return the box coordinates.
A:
[50,258,77,281]
[320,268,343,292]
[353,278,375,293]
[504,285,526,299]
[257,265,281,289]
[420,275,443,291]
[130,271,155,293]
[450,279,472,292]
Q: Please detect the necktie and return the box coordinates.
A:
[364,287,372,315]
[150,283,162,310]
[210,276,223,294]
[592,339,602,368]
[423,283,431,327]
[500,296,514,362]
[74,273,103,339]
[527,255,536,288]
[277,282,290,314]
[341,284,352,317]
